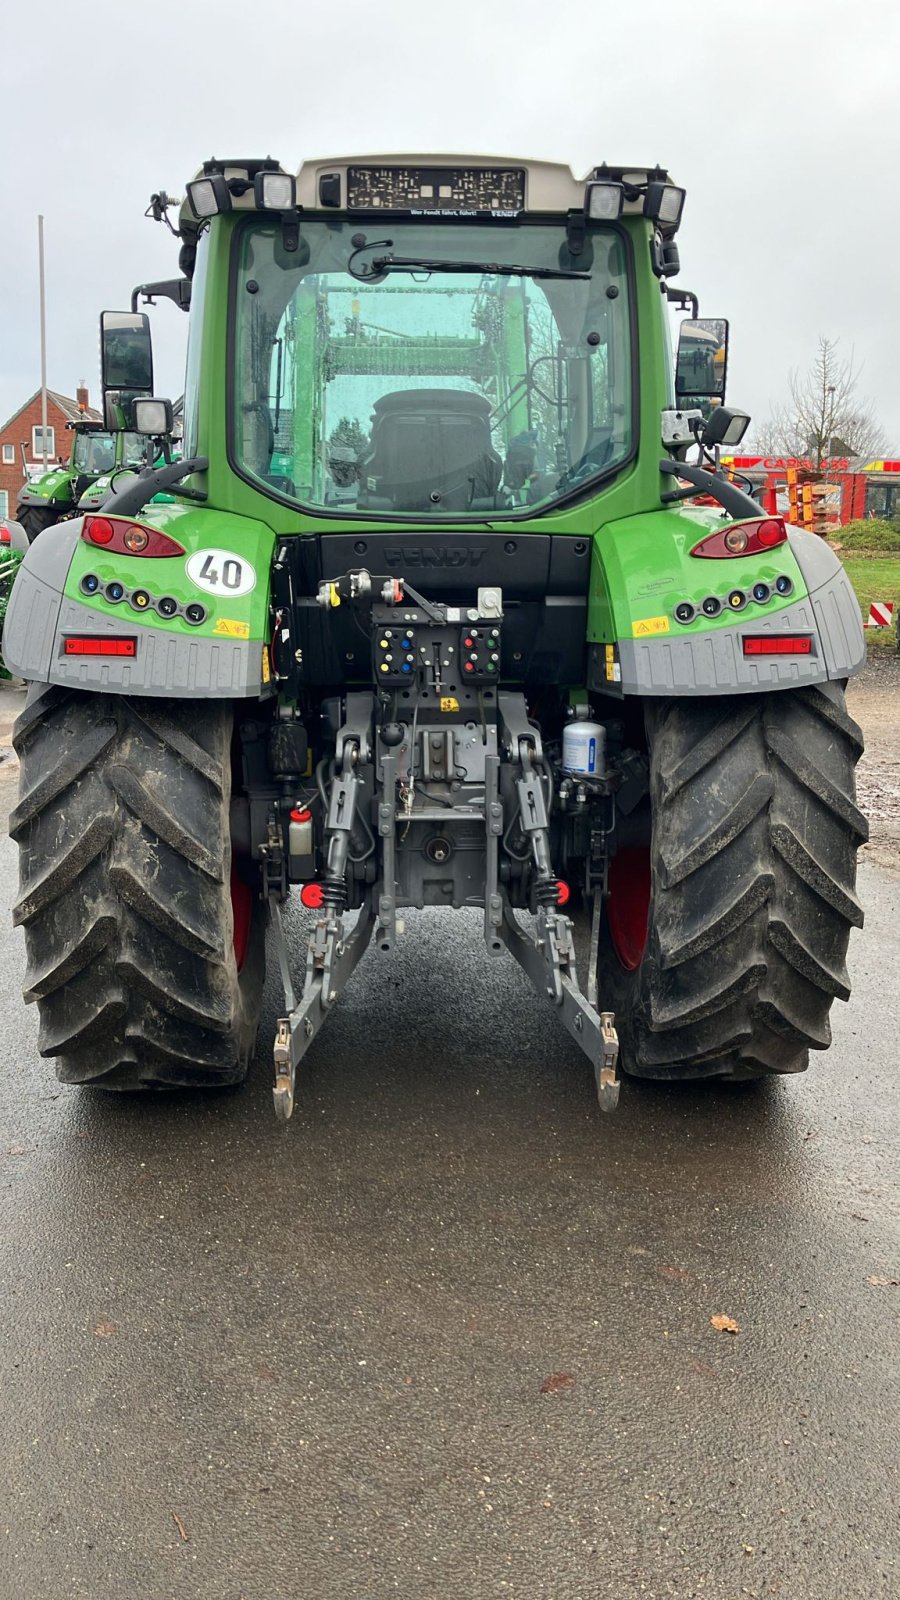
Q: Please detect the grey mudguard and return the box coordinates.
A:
[612,531,865,697]
[2,518,268,699]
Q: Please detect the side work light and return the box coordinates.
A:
[132,397,174,436]
[584,181,624,221]
[644,181,686,227]
[254,171,296,211]
[186,175,232,219]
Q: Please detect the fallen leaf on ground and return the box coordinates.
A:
[710,1314,740,1334]
[172,1511,188,1542]
[94,1320,118,1337]
[865,1275,899,1287]
[540,1372,575,1394]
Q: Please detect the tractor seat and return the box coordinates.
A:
[358,389,503,512]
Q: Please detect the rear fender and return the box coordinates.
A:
[17,467,75,509]
[2,504,277,699]
[587,506,865,696]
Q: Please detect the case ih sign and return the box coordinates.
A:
[725,455,851,473]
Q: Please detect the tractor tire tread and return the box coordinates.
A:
[13,686,262,1089]
[613,683,866,1082]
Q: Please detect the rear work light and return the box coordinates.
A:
[81,516,185,558]
[691,518,788,558]
[64,637,137,657]
[742,636,812,656]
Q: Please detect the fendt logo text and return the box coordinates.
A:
[383,546,486,569]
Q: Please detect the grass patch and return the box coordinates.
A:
[835,519,900,553]
[840,554,900,647]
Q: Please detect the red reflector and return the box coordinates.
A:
[81,515,185,557]
[0,527,10,543]
[691,517,788,558]
[556,880,571,906]
[299,882,325,908]
[63,637,137,657]
[742,636,812,656]
[290,808,313,824]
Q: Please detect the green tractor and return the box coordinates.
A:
[4,157,867,1118]
[16,419,147,541]
[76,398,185,518]
[0,515,28,679]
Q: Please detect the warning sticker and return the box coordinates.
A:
[633,614,670,638]
[213,618,251,639]
[440,696,460,713]
[261,644,271,683]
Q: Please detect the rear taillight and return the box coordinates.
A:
[691,518,788,558]
[742,636,812,656]
[0,526,10,544]
[63,636,137,657]
[81,515,185,558]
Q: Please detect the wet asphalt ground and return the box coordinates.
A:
[0,689,897,1598]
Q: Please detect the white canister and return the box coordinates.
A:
[562,719,606,777]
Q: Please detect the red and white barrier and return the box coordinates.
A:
[864,600,895,629]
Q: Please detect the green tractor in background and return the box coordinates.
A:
[0,515,28,679]
[16,419,147,541]
[4,157,867,1119]
[76,396,185,518]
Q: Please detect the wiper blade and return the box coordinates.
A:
[365,254,590,282]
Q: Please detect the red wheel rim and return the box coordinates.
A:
[230,866,253,974]
[606,847,651,971]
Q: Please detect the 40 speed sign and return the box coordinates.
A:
[186,549,257,598]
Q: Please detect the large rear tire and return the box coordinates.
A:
[11,687,265,1090]
[18,505,60,542]
[603,684,867,1081]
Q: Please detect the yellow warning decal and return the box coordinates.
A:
[213,618,251,639]
[261,644,270,683]
[440,696,460,712]
[633,615,670,638]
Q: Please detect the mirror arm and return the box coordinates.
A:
[130,278,192,314]
[666,286,699,319]
[98,457,208,518]
[659,459,761,519]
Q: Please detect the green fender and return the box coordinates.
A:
[3,502,278,699]
[588,506,865,695]
[17,466,77,509]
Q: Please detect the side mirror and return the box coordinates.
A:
[675,317,729,400]
[701,405,750,449]
[100,310,154,429]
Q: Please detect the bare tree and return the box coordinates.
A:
[749,338,889,465]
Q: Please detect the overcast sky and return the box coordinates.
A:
[2,0,897,449]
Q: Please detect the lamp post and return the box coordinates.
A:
[38,215,48,471]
